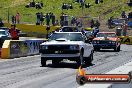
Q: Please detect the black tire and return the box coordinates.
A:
[85,52,93,65]
[52,59,60,66]
[94,47,100,51]
[77,52,84,66]
[41,57,46,67]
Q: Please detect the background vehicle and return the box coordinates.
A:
[59,26,80,32]
[85,31,94,43]
[92,32,121,51]
[39,32,94,66]
[111,18,125,27]
[0,30,11,48]
[0,27,27,37]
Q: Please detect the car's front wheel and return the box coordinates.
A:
[77,52,84,66]
[41,57,47,67]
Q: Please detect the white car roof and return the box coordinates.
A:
[54,32,82,34]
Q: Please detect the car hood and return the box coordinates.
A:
[41,40,84,45]
[93,37,118,41]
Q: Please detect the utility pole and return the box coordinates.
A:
[7,8,9,23]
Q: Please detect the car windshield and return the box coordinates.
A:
[86,32,92,37]
[0,31,6,35]
[49,33,84,41]
[96,33,116,37]
[61,27,78,32]
[112,19,124,23]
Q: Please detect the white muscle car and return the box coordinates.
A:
[39,32,94,66]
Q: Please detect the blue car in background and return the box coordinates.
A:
[128,21,132,30]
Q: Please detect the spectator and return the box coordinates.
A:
[55,20,59,26]
[94,20,100,28]
[71,16,76,26]
[40,1,43,7]
[121,11,127,18]
[108,17,113,28]
[64,14,68,26]
[60,13,64,26]
[36,2,42,9]
[122,21,128,36]
[80,0,85,6]
[9,24,19,40]
[40,12,44,25]
[45,13,50,26]
[0,18,4,27]
[92,27,99,37]
[90,19,94,28]
[12,15,16,24]
[16,13,21,24]
[36,12,41,25]
[51,13,56,26]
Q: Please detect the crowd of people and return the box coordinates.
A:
[36,12,57,26]
[25,0,43,9]
[11,13,21,24]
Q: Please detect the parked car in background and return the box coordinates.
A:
[0,27,27,37]
[59,26,80,32]
[0,30,11,48]
[111,18,125,27]
[92,32,121,51]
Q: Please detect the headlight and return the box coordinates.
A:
[109,41,116,44]
[70,45,79,50]
[40,45,48,49]
[109,41,112,43]
[112,41,116,44]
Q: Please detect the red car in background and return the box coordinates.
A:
[92,32,121,51]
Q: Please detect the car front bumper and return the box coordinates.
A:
[40,49,80,60]
[40,53,80,60]
[93,44,117,49]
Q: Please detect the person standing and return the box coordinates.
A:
[51,13,55,26]
[60,13,64,26]
[95,20,100,29]
[122,21,128,36]
[12,15,16,24]
[46,13,50,26]
[40,12,44,25]
[9,24,19,40]
[90,19,94,28]
[36,12,41,25]
[15,13,21,24]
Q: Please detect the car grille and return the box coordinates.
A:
[40,50,79,54]
[99,41,110,44]
[39,45,80,54]
[48,45,70,50]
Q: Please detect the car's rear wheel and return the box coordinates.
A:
[41,57,46,67]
